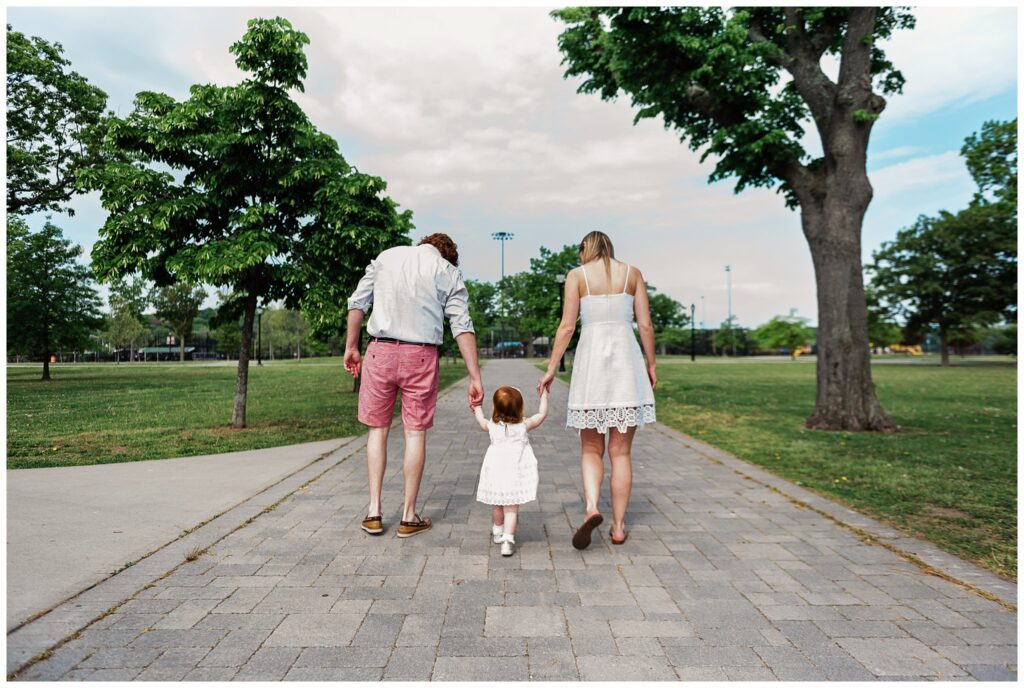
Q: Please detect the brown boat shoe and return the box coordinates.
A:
[361,514,384,535]
[396,514,432,538]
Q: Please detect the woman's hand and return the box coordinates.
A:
[537,369,555,397]
[647,362,657,391]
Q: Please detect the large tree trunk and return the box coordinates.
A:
[801,168,897,432]
[42,354,51,381]
[231,290,258,428]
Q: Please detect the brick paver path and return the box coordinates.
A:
[16,359,1017,680]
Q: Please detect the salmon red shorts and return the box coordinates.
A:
[358,340,440,430]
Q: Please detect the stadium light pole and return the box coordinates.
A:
[491,231,514,280]
[725,265,734,357]
[556,273,567,371]
[492,232,514,358]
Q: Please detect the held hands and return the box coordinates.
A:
[467,378,484,411]
[343,348,361,377]
[536,369,555,397]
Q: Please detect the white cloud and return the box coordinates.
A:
[876,7,1017,120]
[870,151,971,199]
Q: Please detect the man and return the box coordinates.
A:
[344,233,484,538]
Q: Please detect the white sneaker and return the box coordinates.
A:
[500,534,516,557]
[492,524,504,544]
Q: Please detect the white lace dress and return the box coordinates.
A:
[476,421,539,505]
[566,264,656,434]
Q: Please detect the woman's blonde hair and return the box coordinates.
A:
[579,230,615,282]
[492,386,524,424]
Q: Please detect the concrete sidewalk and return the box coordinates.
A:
[10,359,1017,680]
[7,439,352,630]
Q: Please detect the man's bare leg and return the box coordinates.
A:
[366,424,391,517]
[402,428,427,521]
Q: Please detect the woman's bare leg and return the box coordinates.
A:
[492,505,504,527]
[607,426,636,539]
[580,428,606,519]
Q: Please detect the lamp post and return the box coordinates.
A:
[257,306,263,366]
[690,303,696,363]
[555,273,567,372]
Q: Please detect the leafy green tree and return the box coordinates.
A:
[647,290,690,354]
[553,7,916,430]
[962,119,1017,207]
[6,24,107,216]
[466,279,499,350]
[499,245,579,356]
[868,120,1017,366]
[752,312,814,359]
[214,319,242,360]
[713,316,743,356]
[7,218,103,379]
[104,276,149,363]
[986,324,1016,356]
[152,282,207,361]
[655,327,690,355]
[80,17,411,427]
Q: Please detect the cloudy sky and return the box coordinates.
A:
[9,5,1018,328]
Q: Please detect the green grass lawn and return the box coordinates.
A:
[555,355,1017,580]
[7,357,467,470]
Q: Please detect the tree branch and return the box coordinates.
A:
[837,7,877,101]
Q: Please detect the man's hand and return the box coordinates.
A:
[343,348,361,378]
[467,377,484,410]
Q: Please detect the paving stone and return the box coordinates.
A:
[437,636,527,657]
[232,646,300,680]
[263,613,363,647]
[485,605,566,637]
[577,655,677,680]
[432,656,529,680]
[664,644,766,667]
[527,637,578,680]
[135,666,192,680]
[283,666,383,680]
[184,666,238,680]
[397,613,443,647]
[351,613,405,647]
[384,647,436,681]
[149,646,212,668]
[837,637,968,678]
[79,646,163,669]
[609,617,696,638]
[964,663,1018,681]
[293,646,392,668]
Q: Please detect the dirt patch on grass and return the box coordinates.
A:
[924,504,973,521]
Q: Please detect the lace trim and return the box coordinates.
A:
[566,404,656,434]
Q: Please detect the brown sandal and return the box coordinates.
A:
[610,529,629,545]
[572,513,604,550]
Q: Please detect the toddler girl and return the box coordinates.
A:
[473,385,548,556]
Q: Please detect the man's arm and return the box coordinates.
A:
[445,271,483,409]
[344,260,377,378]
[344,309,364,377]
[456,332,484,409]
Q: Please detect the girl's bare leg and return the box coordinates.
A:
[492,505,504,527]
[502,505,519,536]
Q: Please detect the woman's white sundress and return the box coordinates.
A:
[476,421,539,506]
[566,263,656,434]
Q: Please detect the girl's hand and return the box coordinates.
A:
[537,370,555,397]
[647,362,657,391]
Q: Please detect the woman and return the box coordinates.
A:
[538,231,657,549]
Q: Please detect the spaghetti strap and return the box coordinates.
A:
[581,264,591,296]
[622,264,631,294]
